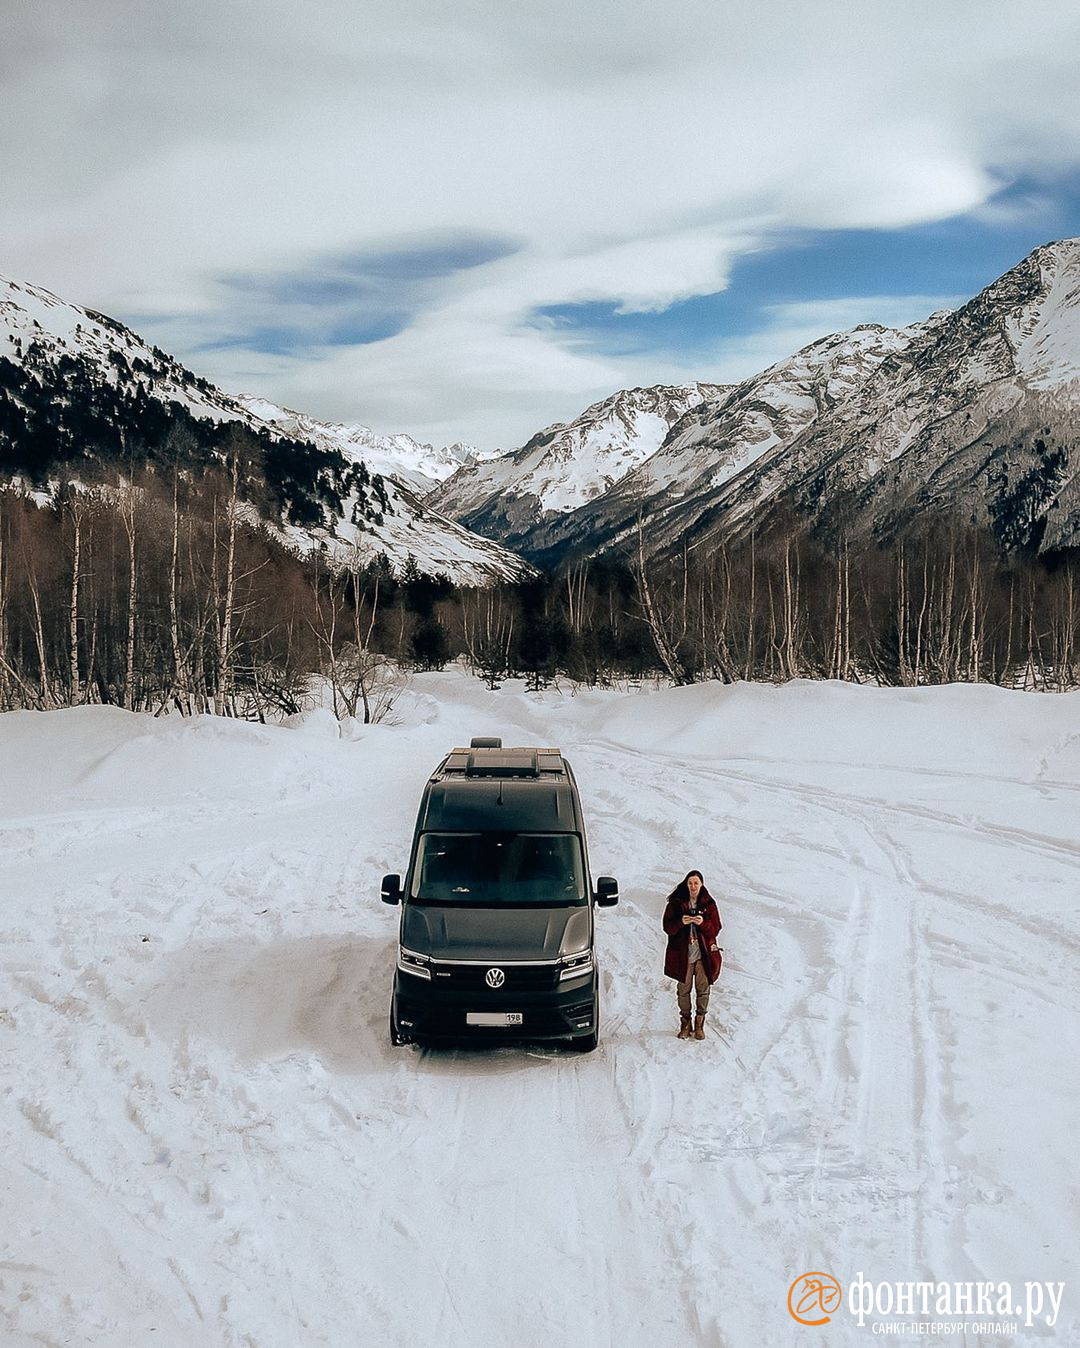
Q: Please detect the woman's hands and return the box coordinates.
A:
[682,914,704,926]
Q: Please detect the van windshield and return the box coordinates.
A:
[410,832,586,905]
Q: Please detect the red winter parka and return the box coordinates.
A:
[663,887,723,984]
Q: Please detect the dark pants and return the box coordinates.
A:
[677,959,710,1017]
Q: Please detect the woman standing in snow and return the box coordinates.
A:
[662,870,723,1039]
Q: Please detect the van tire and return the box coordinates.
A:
[389,1005,409,1047]
[569,989,600,1051]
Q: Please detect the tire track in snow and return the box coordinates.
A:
[7,690,1079,1347]
[583,736,956,1310]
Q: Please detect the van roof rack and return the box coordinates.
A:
[440,746,565,779]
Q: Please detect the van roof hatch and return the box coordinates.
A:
[466,749,539,778]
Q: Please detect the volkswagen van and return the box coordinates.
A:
[382,738,619,1051]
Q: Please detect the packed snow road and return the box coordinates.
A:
[1,673,1077,1347]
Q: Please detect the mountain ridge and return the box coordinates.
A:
[0,274,531,584]
[428,381,733,551]
[434,239,1080,562]
[6,238,1080,577]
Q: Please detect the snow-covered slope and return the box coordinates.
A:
[429,382,730,550]
[275,473,534,585]
[639,323,922,498]
[1006,238,1080,385]
[0,276,483,491]
[1,275,245,423]
[518,323,924,560]
[1,672,1077,1346]
[237,396,489,494]
[0,276,530,583]
[669,237,1080,557]
[501,241,1080,562]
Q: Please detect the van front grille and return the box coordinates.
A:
[429,960,560,992]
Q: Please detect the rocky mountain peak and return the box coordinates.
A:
[428,380,730,545]
[439,238,1080,564]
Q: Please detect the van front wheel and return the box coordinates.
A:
[389,1004,409,1047]
[569,989,600,1052]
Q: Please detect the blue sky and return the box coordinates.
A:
[198,170,1080,383]
[531,175,1080,366]
[6,1,1080,447]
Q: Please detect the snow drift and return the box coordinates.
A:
[1,673,1077,1346]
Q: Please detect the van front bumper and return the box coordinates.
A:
[392,966,598,1044]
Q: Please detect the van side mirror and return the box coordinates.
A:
[381,873,402,905]
[595,876,619,907]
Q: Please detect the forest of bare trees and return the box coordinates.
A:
[626,521,1080,690]
[1,477,1078,719]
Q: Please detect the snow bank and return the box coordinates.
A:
[1,673,1077,1346]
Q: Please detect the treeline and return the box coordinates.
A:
[0,467,403,719]
[1,480,1078,718]
[629,521,1079,689]
[448,523,1080,692]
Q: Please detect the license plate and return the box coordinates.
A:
[466,1011,523,1027]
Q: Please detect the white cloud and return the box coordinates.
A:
[4,0,1080,446]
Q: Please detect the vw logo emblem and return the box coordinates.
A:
[485,967,505,988]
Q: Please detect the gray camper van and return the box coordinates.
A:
[382,738,619,1051]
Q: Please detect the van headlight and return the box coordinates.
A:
[398,946,432,980]
[559,950,594,981]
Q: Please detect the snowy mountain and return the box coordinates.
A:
[662,237,1080,558]
[271,473,535,586]
[10,238,1080,580]
[0,275,247,421]
[514,323,925,561]
[428,382,730,551]
[441,239,1080,563]
[236,396,489,494]
[0,276,530,583]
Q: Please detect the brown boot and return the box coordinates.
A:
[677,1016,692,1039]
[693,1015,706,1040]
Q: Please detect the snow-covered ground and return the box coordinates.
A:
[1,673,1077,1347]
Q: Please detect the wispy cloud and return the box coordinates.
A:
[202,234,519,353]
[4,1,1080,445]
